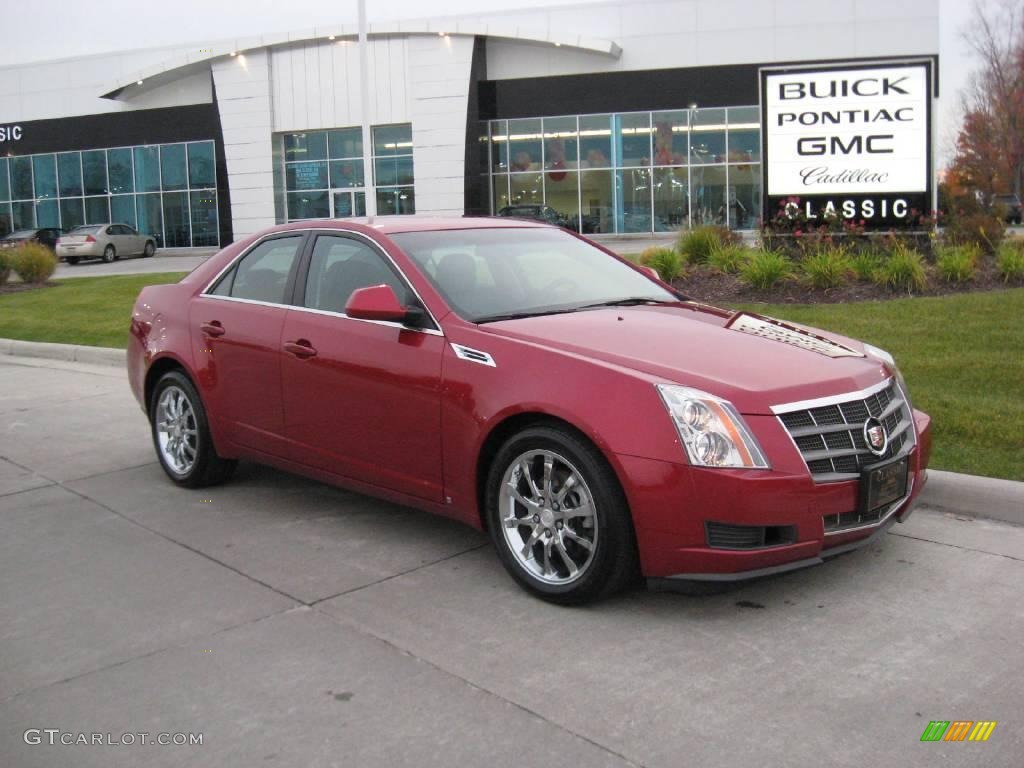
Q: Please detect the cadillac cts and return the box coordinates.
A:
[128,218,931,604]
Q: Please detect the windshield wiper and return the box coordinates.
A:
[475,307,581,324]
[575,297,677,310]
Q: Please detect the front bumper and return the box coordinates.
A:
[620,408,931,582]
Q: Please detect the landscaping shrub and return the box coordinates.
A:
[739,250,792,290]
[943,211,1005,254]
[706,244,750,274]
[996,240,1024,283]
[801,247,852,289]
[677,225,737,265]
[850,250,883,282]
[935,244,979,284]
[639,246,683,282]
[875,245,927,293]
[11,243,58,284]
[0,249,11,285]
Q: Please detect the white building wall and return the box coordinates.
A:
[485,0,938,79]
[212,51,275,240]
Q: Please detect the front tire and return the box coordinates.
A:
[485,425,638,605]
[150,370,236,488]
[102,245,116,263]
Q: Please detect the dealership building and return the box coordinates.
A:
[0,0,939,248]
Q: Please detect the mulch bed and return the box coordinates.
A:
[672,259,1018,306]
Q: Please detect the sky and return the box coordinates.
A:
[0,0,979,167]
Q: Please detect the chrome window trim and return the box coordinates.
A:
[770,377,892,415]
[200,226,444,335]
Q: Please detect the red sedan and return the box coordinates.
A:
[127,218,931,604]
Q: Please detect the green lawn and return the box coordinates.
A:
[734,289,1024,482]
[2,274,1021,480]
[0,273,187,349]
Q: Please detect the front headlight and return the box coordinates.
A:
[656,385,770,469]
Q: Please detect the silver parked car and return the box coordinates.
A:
[56,224,157,264]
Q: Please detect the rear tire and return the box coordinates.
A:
[150,370,237,488]
[102,245,116,263]
[485,424,639,605]
[143,241,155,257]
[66,257,80,265]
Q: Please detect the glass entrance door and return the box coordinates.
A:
[332,190,367,218]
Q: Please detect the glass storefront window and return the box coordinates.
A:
[580,169,613,234]
[0,158,9,201]
[372,124,412,158]
[286,161,328,191]
[329,160,364,189]
[84,196,110,224]
[690,108,726,165]
[617,168,652,233]
[691,165,728,226]
[33,155,57,199]
[137,194,163,246]
[162,191,190,247]
[108,148,134,194]
[11,156,33,200]
[615,113,651,168]
[82,150,108,195]
[509,173,543,206]
[187,142,215,188]
[111,195,137,228]
[287,190,330,220]
[59,198,84,230]
[579,115,612,169]
[544,171,579,229]
[490,121,508,173]
[57,153,82,197]
[488,105,761,232]
[544,117,578,172]
[134,146,160,193]
[190,191,219,246]
[160,144,187,191]
[653,167,689,232]
[376,187,415,216]
[328,128,362,159]
[0,203,12,236]
[284,132,327,162]
[36,199,59,227]
[12,200,34,229]
[652,111,689,167]
[507,119,542,172]
[374,156,414,187]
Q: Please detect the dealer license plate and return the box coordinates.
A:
[858,456,909,515]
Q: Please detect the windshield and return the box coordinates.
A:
[4,230,37,239]
[390,228,678,322]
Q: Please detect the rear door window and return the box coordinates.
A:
[210,235,305,305]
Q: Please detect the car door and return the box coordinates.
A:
[189,232,307,456]
[124,225,146,254]
[280,232,445,501]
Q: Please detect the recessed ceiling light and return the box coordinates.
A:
[136,79,143,85]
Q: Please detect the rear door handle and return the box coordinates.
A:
[283,339,317,359]
[200,321,225,337]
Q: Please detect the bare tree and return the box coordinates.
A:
[949,0,1024,200]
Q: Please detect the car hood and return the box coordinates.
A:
[479,302,892,414]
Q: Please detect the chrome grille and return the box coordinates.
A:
[775,379,914,482]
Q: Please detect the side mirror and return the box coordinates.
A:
[638,265,661,280]
[345,284,422,326]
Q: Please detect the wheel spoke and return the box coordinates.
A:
[504,512,530,528]
[520,526,543,558]
[560,500,595,522]
[555,536,579,578]
[506,482,539,511]
[541,455,554,500]
[542,537,554,576]
[562,528,594,551]
[553,473,577,504]
[519,458,542,500]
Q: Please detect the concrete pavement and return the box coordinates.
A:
[1,356,1022,767]
[53,249,215,279]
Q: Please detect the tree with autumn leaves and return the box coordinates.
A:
[947,0,1024,203]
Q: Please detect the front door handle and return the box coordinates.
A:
[200,321,225,337]
[283,339,317,359]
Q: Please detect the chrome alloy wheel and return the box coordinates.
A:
[499,449,598,585]
[155,385,199,475]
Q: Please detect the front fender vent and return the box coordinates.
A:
[450,343,496,367]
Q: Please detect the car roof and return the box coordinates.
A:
[275,216,550,235]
